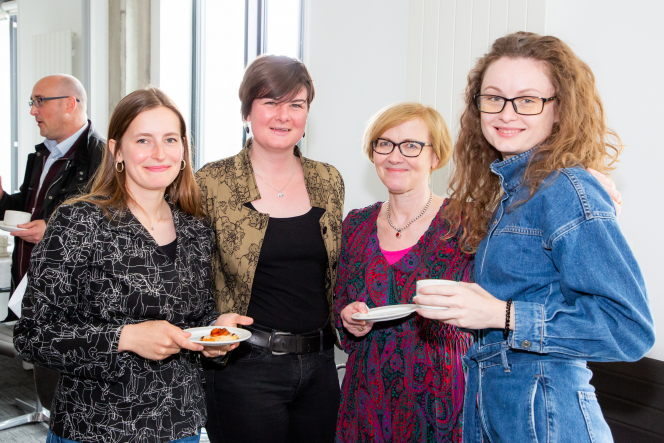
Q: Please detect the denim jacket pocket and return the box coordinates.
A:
[578,391,613,443]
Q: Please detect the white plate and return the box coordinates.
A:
[0,222,27,232]
[416,304,450,311]
[351,304,418,322]
[184,326,252,346]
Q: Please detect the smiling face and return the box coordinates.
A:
[247,88,308,152]
[480,57,558,159]
[374,118,439,195]
[113,106,183,197]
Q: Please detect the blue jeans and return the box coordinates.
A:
[46,429,200,443]
[203,343,340,443]
[463,345,613,443]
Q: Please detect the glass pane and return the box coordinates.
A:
[201,1,245,165]
[0,18,11,189]
[159,0,192,137]
[266,0,300,59]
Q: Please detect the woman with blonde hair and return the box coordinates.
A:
[415,32,655,442]
[14,87,250,443]
[335,102,474,442]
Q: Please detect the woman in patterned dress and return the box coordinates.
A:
[14,87,251,443]
[335,103,474,442]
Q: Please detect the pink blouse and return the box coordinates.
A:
[380,246,413,265]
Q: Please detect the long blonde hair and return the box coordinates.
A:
[445,32,622,252]
[68,87,204,218]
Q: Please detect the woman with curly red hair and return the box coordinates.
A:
[415,32,655,442]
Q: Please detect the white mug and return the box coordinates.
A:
[4,210,32,227]
[416,279,460,310]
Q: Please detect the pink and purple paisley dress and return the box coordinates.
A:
[334,201,474,442]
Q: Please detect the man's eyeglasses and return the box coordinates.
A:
[372,138,431,158]
[28,96,80,109]
[475,94,556,115]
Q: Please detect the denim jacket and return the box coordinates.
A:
[468,148,655,364]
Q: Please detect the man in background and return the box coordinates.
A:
[0,74,105,313]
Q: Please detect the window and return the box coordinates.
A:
[0,5,17,193]
[195,0,303,167]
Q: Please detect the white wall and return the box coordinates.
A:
[304,0,411,215]
[16,0,84,179]
[546,0,664,361]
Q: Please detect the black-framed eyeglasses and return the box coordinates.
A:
[28,96,80,109]
[372,138,431,157]
[475,94,556,115]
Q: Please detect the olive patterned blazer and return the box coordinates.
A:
[195,139,345,324]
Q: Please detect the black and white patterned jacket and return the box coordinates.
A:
[14,200,219,443]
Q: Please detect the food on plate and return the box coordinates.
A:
[200,327,239,342]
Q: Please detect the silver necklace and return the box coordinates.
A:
[386,190,433,239]
[253,162,297,198]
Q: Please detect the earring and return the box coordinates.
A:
[243,122,250,134]
[180,159,186,171]
[303,131,305,138]
[115,161,124,172]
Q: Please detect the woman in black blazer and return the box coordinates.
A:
[13,87,252,443]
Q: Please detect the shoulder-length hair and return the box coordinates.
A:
[68,87,204,218]
[445,31,622,252]
[363,102,453,172]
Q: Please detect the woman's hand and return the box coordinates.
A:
[201,313,254,359]
[340,301,373,337]
[118,320,203,360]
[413,282,512,330]
[587,168,622,215]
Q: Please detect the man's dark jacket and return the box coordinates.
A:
[0,120,105,292]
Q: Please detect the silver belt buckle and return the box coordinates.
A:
[269,331,290,355]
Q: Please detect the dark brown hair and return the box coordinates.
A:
[239,54,315,120]
[445,32,622,252]
[68,87,204,218]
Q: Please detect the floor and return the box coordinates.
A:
[0,357,48,443]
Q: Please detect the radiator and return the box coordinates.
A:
[32,29,73,81]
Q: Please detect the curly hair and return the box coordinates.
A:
[444,32,622,252]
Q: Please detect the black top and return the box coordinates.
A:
[245,202,329,333]
[13,201,219,443]
[158,237,177,262]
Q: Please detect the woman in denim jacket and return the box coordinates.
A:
[415,32,655,442]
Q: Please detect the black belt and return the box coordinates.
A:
[244,324,336,355]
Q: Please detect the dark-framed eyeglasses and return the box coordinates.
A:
[28,96,80,109]
[372,138,431,158]
[475,94,556,115]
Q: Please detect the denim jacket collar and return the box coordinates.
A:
[490,147,536,194]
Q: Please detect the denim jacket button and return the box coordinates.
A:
[521,340,531,349]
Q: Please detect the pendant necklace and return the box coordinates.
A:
[386,190,433,239]
[254,161,297,198]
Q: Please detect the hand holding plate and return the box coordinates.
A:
[340,301,373,337]
[118,320,204,361]
[414,282,509,330]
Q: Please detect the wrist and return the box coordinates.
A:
[117,324,134,353]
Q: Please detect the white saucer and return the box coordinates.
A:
[184,326,252,346]
[416,304,449,311]
[0,222,27,232]
[351,304,418,322]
